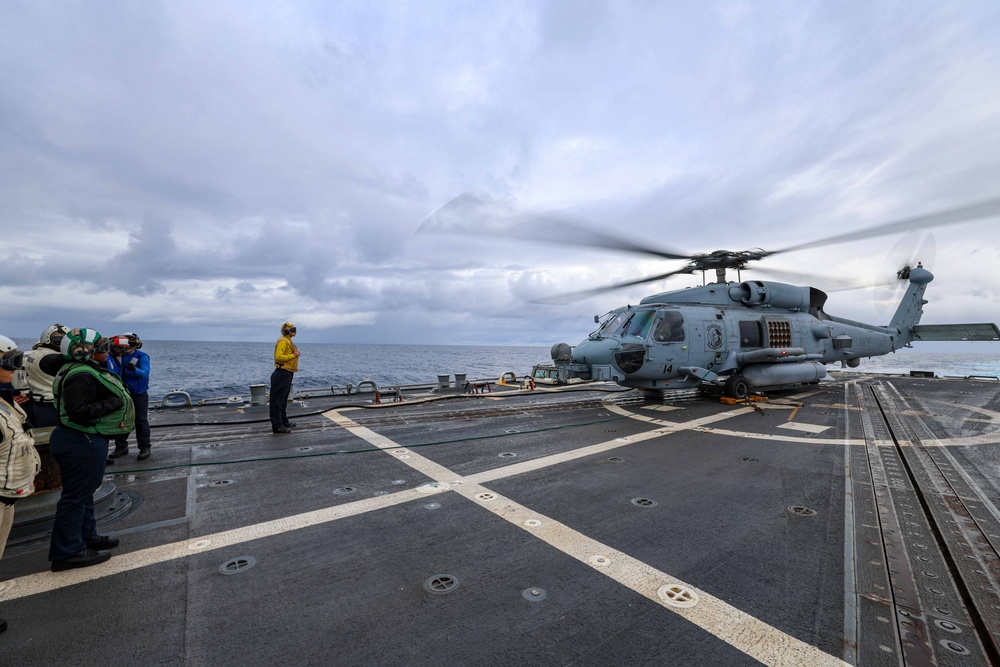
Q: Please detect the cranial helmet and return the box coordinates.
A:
[36,323,70,351]
[110,334,129,354]
[0,335,24,371]
[61,328,109,362]
[122,332,142,349]
[281,322,296,335]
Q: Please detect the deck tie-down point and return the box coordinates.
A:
[219,556,256,575]
[424,574,459,594]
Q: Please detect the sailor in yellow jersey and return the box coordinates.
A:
[270,322,300,434]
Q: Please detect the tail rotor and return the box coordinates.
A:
[875,231,937,317]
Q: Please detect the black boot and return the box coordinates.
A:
[51,549,112,572]
[86,534,120,550]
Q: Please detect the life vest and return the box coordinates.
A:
[0,398,40,499]
[14,348,60,402]
[54,362,136,435]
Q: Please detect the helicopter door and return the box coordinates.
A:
[649,310,688,372]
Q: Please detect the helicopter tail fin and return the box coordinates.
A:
[887,264,934,346]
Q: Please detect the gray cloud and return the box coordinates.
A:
[1,0,999,347]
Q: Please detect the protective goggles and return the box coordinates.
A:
[94,337,112,354]
[0,350,24,371]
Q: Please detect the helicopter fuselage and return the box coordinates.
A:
[539,265,955,397]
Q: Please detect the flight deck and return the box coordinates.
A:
[2,373,1000,666]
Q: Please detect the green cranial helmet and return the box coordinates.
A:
[36,323,70,350]
[61,328,109,362]
[0,334,24,371]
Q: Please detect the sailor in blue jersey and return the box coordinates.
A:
[107,332,152,461]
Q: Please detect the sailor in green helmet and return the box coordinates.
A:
[46,328,135,571]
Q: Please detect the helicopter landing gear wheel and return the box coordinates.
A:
[724,375,750,400]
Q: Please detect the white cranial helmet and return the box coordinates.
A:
[0,334,23,371]
[36,323,70,350]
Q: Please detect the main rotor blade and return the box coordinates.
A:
[767,197,1000,256]
[420,193,692,261]
[530,267,694,304]
[750,265,866,290]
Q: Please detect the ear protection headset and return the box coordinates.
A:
[282,322,296,335]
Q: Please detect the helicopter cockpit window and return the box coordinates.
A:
[652,311,685,342]
[596,311,628,337]
[622,309,656,338]
[739,320,763,348]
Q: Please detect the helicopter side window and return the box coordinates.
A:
[739,320,763,348]
[652,311,685,342]
[623,309,656,338]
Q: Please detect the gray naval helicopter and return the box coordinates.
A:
[423,195,1000,399]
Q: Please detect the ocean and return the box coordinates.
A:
[12,340,1000,402]
[146,342,553,401]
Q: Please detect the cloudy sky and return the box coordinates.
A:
[2,1,999,346]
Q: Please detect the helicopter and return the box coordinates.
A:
[421,195,1000,398]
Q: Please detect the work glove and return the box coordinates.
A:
[127,359,138,371]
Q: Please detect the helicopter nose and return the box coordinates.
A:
[613,343,645,374]
[572,339,615,365]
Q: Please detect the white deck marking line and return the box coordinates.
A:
[777,422,830,434]
[604,403,755,425]
[605,404,863,446]
[810,403,863,411]
[326,411,848,667]
[684,427,860,446]
[0,488,420,602]
[468,405,759,485]
[841,381,860,665]
[915,398,1000,447]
